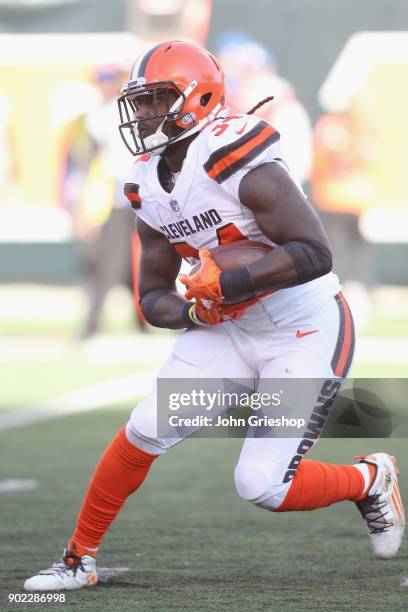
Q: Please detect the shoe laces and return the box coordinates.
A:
[39,552,85,578]
[63,549,86,577]
[357,493,394,534]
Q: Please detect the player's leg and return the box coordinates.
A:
[68,326,255,554]
[234,292,404,558]
[236,433,404,560]
[25,324,255,591]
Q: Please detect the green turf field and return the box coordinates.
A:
[1,344,408,413]
[1,406,408,612]
[1,286,408,610]
[0,361,148,409]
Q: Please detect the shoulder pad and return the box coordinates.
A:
[202,114,280,184]
[124,182,141,210]
[124,155,150,209]
[127,154,150,179]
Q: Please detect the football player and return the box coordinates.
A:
[25,41,404,591]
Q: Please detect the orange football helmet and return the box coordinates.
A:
[118,40,225,156]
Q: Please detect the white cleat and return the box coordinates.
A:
[356,453,405,560]
[24,549,97,591]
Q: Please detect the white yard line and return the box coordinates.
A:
[0,479,38,493]
[97,567,132,583]
[0,369,157,431]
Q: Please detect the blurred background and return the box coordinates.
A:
[2,3,408,606]
[1,0,408,422]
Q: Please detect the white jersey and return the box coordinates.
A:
[124,111,341,323]
[122,109,355,509]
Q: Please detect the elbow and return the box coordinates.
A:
[319,248,332,277]
[140,288,171,328]
[303,239,332,280]
[283,238,333,284]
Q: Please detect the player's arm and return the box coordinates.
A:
[220,162,332,297]
[137,217,194,329]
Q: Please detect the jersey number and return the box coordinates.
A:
[211,116,243,137]
[173,223,246,260]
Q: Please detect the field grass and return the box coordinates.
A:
[0,332,173,411]
[1,286,408,610]
[0,361,148,409]
[359,315,408,338]
[351,362,408,377]
[1,350,407,413]
[1,405,408,612]
[1,312,407,339]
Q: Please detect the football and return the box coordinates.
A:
[191,240,273,305]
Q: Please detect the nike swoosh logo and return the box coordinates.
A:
[296,329,319,338]
[235,121,247,135]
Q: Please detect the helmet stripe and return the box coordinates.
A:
[136,42,164,79]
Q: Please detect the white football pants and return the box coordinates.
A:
[126,291,355,510]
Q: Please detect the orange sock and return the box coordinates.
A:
[277,459,375,512]
[69,427,157,554]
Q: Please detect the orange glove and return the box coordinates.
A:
[194,299,224,325]
[218,297,259,320]
[218,290,274,320]
[179,249,223,303]
[180,249,275,324]
[185,299,239,325]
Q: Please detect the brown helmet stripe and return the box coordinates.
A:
[136,42,164,79]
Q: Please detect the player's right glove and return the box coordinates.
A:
[218,290,274,320]
[185,291,274,327]
[185,300,223,326]
[186,297,249,326]
[179,250,223,304]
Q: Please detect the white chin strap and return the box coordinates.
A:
[143,80,221,156]
[143,80,197,155]
[142,130,169,156]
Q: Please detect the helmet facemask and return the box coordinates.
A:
[118,78,200,156]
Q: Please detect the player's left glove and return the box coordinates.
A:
[179,249,272,323]
[179,249,222,303]
[186,300,224,326]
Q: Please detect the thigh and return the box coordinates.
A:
[258,292,355,379]
[128,324,256,454]
[236,376,343,507]
[237,293,355,497]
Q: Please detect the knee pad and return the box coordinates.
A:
[125,419,167,455]
[126,397,168,455]
[254,481,291,511]
[234,463,291,510]
[234,464,272,502]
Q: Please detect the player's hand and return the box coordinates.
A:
[194,299,224,325]
[218,297,258,320]
[218,290,274,320]
[179,249,222,303]
[180,249,274,324]
[192,298,243,325]
[191,291,272,325]
[186,297,233,326]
